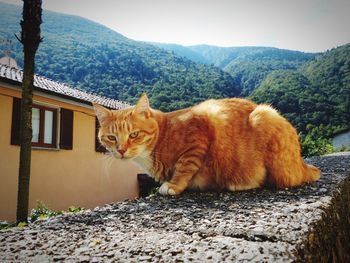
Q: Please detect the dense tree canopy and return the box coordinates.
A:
[250,44,350,137]
[154,44,316,97]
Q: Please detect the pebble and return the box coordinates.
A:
[138,255,152,261]
[318,188,327,193]
[77,255,90,262]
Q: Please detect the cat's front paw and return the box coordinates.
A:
[159,182,181,196]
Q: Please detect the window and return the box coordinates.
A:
[11,97,74,150]
[30,104,57,148]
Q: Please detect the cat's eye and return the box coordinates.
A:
[129,131,139,139]
[107,135,117,141]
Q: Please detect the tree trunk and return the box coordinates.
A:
[16,0,42,224]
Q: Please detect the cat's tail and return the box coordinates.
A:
[302,162,321,183]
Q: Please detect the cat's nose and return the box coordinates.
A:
[118,149,126,157]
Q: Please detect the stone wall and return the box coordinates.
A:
[0,153,349,262]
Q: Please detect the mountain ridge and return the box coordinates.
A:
[0,1,349,139]
[151,42,318,96]
[0,1,240,111]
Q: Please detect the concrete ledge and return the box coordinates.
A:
[1,154,349,262]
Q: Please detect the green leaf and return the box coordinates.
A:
[17,221,27,228]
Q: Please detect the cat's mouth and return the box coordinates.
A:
[111,150,135,160]
[105,146,140,160]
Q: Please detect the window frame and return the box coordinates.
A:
[11,97,74,150]
[31,103,58,149]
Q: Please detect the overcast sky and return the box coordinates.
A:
[2,0,350,52]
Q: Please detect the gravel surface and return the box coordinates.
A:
[1,153,349,262]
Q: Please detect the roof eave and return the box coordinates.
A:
[0,76,119,109]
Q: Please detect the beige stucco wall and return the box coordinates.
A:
[0,85,141,221]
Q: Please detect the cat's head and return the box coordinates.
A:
[93,93,159,159]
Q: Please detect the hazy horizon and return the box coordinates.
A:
[1,0,350,53]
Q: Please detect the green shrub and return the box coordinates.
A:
[67,206,84,213]
[1,202,85,229]
[30,201,64,222]
[0,221,15,230]
[17,221,27,228]
[301,126,334,157]
[30,202,85,223]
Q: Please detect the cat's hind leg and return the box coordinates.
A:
[227,165,266,191]
[264,143,320,188]
[249,104,320,188]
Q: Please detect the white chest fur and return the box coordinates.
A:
[133,152,156,178]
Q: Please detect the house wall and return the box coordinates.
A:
[0,85,141,221]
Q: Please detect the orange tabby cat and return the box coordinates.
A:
[94,93,320,195]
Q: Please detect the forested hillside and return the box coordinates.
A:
[250,44,350,137]
[224,48,316,96]
[151,43,316,96]
[0,2,239,111]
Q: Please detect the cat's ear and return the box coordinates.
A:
[134,93,150,117]
[93,103,111,124]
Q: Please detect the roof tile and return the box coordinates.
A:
[0,63,129,110]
